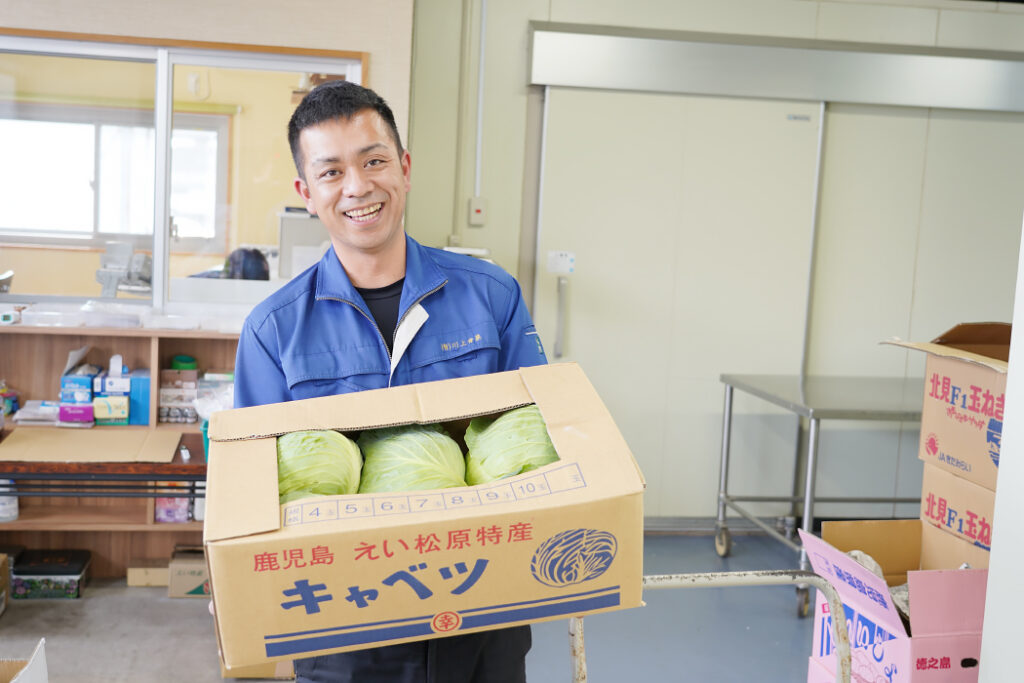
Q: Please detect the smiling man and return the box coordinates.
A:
[232,81,546,682]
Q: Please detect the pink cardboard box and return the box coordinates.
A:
[801,522,987,682]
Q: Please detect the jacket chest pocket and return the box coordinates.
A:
[281,349,387,399]
[405,322,501,382]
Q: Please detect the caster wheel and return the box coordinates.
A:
[714,526,732,557]
[796,586,811,618]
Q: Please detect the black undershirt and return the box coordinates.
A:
[355,278,405,354]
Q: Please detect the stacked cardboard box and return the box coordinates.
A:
[58,348,99,427]
[887,322,1010,560]
[93,365,150,426]
[802,323,1009,682]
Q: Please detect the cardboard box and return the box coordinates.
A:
[219,660,294,680]
[806,655,834,683]
[97,371,132,396]
[920,464,994,553]
[92,396,129,425]
[0,639,48,683]
[205,363,645,669]
[160,369,199,389]
[129,370,151,426]
[886,323,1009,491]
[801,521,987,682]
[57,404,93,423]
[60,365,99,394]
[126,559,169,587]
[58,388,91,404]
[168,547,209,598]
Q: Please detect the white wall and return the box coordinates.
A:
[979,220,1024,681]
[408,0,1024,269]
[407,0,1024,519]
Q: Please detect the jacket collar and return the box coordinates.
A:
[314,234,448,316]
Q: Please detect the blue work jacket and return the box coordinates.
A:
[234,234,547,408]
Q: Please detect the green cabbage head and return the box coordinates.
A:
[276,430,363,504]
[357,423,467,493]
[465,405,559,485]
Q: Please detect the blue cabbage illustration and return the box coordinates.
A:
[531,529,617,587]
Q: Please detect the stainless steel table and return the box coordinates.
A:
[715,374,923,614]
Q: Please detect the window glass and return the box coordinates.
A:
[97,124,155,236]
[0,119,95,234]
[0,52,156,299]
[0,44,360,307]
[166,65,316,305]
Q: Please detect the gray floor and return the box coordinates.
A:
[0,532,814,682]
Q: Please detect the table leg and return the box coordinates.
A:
[716,385,734,526]
[715,385,734,557]
[799,417,821,571]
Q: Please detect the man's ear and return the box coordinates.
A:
[401,149,411,193]
[294,177,317,215]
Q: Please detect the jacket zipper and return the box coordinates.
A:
[395,280,447,333]
[322,297,391,358]
[320,279,447,363]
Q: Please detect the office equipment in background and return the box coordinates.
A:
[278,211,329,280]
[95,242,152,297]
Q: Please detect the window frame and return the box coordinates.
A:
[0,101,230,253]
[0,32,364,309]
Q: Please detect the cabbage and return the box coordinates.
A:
[276,430,362,503]
[357,424,467,493]
[464,405,559,485]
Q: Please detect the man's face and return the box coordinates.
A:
[294,110,411,259]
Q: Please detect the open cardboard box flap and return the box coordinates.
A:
[908,570,986,637]
[207,368,535,442]
[205,363,645,543]
[802,520,988,638]
[883,322,1010,372]
[0,639,47,683]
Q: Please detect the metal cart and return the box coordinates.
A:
[714,374,922,615]
[568,569,852,683]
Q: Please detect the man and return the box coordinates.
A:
[232,81,546,682]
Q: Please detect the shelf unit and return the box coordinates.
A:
[0,324,238,577]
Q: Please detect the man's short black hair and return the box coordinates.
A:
[287,80,404,180]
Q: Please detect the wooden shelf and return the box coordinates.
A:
[156,422,204,434]
[0,324,239,340]
[0,504,203,531]
[0,324,232,576]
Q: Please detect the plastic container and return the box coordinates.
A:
[20,304,86,327]
[80,301,143,328]
[171,355,197,370]
[0,479,19,522]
